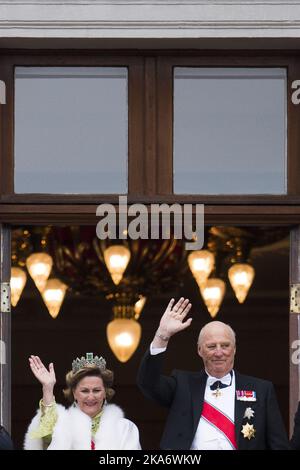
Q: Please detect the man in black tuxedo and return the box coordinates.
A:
[137,297,289,450]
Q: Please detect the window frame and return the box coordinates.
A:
[0,51,145,203]
[156,53,300,203]
[0,50,300,226]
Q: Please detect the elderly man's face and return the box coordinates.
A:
[197,323,236,378]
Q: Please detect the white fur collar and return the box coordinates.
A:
[24,403,140,450]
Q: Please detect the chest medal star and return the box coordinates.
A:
[241,423,256,440]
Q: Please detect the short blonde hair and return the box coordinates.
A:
[63,366,115,403]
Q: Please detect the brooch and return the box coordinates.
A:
[241,423,256,440]
[243,407,255,420]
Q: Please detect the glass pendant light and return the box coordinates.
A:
[26,252,53,292]
[134,296,146,320]
[103,245,131,285]
[107,317,141,363]
[10,267,27,307]
[188,250,215,288]
[42,278,67,318]
[106,305,141,362]
[201,278,226,318]
[228,263,255,303]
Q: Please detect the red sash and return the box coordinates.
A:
[91,440,95,450]
[201,401,237,449]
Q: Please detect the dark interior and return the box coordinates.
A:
[11,226,289,449]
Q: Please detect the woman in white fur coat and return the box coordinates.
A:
[24,353,141,450]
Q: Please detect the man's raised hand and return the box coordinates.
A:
[158,297,192,339]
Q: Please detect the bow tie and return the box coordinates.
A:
[207,371,233,390]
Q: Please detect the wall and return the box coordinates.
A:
[1,0,300,45]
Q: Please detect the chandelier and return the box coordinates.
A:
[11,226,188,362]
[10,225,289,362]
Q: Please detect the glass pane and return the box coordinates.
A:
[174,68,287,194]
[15,67,128,194]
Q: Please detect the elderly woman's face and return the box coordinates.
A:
[73,376,106,418]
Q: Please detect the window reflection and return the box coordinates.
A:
[174,68,287,195]
[15,67,128,194]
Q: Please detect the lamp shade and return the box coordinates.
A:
[41,278,67,318]
[201,278,226,318]
[103,245,131,285]
[188,250,215,287]
[26,252,53,292]
[10,267,27,307]
[134,296,146,320]
[107,318,141,362]
[228,263,255,303]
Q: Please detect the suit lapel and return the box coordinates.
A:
[190,371,207,436]
[234,371,251,449]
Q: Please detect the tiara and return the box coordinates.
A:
[72,353,106,374]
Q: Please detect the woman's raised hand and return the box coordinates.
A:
[29,355,56,389]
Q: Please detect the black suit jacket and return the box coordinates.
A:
[0,426,14,450]
[137,349,289,450]
[291,402,300,450]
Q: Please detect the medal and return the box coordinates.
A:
[212,386,222,398]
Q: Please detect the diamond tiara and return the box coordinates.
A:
[72,353,106,374]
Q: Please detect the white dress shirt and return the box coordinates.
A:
[150,343,167,355]
[190,371,236,450]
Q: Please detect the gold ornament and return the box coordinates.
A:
[241,423,256,440]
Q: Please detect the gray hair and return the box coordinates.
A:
[197,321,236,348]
